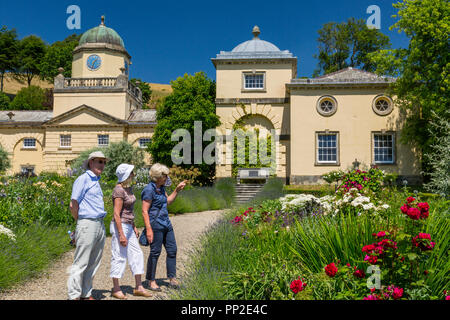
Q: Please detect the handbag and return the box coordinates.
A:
[138,208,161,246]
[139,228,150,246]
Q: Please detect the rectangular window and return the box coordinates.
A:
[98,134,109,147]
[373,133,395,164]
[60,135,71,148]
[244,73,265,89]
[139,138,151,149]
[23,138,36,149]
[316,133,338,164]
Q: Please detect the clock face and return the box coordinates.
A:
[87,54,102,71]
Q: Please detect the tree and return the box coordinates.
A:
[8,85,47,110]
[14,35,47,86]
[0,92,10,109]
[70,141,146,181]
[148,72,220,185]
[0,26,19,92]
[130,78,152,108]
[39,34,81,81]
[313,18,391,76]
[368,0,449,179]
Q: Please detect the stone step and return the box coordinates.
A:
[234,183,265,204]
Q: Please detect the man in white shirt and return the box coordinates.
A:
[67,151,108,300]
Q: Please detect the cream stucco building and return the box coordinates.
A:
[212,26,421,184]
[0,17,155,176]
[0,22,421,185]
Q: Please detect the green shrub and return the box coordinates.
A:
[70,141,146,181]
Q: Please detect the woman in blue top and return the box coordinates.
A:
[141,163,187,291]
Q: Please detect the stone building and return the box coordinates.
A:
[0,21,421,184]
[212,26,421,184]
[0,17,155,175]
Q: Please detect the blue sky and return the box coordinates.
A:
[0,0,409,84]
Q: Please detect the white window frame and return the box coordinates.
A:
[23,138,36,149]
[98,134,109,147]
[243,72,265,91]
[372,132,395,164]
[139,138,151,149]
[60,135,71,148]
[316,132,339,165]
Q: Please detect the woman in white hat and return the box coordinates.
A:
[110,163,152,299]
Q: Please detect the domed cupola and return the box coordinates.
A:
[71,16,131,78]
[79,16,125,48]
[231,26,281,53]
[212,26,294,62]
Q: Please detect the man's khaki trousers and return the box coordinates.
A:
[67,218,105,300]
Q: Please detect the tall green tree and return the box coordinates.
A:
[368,0,449,178]
[39,34,81,81]
[313,18,391,76]
[14,35,47,86]
[0,26,19,92]
[148,72,220,185]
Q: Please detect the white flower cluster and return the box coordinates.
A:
[279,188,390,217]
[0,224,16,241]
[280,194,333,215]
[334,188,390,215]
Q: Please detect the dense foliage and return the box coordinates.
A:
[313,18,391,76]
[368,0,450,181]
[148,72,220,186]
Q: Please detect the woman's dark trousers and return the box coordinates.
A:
[146,222,177,281]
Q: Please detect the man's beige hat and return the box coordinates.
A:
[83,151,108,170]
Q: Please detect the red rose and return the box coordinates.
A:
[421,210,429,219]
[412,233,435,251]
[290,278,306,294]
[363,294,379,300]
[374,231,387,238]
[406,197,415,203]
[364,255,378,264]
[392,287,403,300]
[417,202,429,212]
[400,204,409,214]
[353,269,366,279]
[325,263,338,277]
[362,244,376,253]
[407,207,421,220]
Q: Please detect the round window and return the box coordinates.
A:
[317,96,337,116]
[372,96,393,116]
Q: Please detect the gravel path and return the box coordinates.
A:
[0,210,225,300]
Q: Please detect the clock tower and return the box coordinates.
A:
[71,16,131,78]
[52,16,142,119]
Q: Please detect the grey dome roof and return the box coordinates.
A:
[213,26,294,60]
[232,26,281,52]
